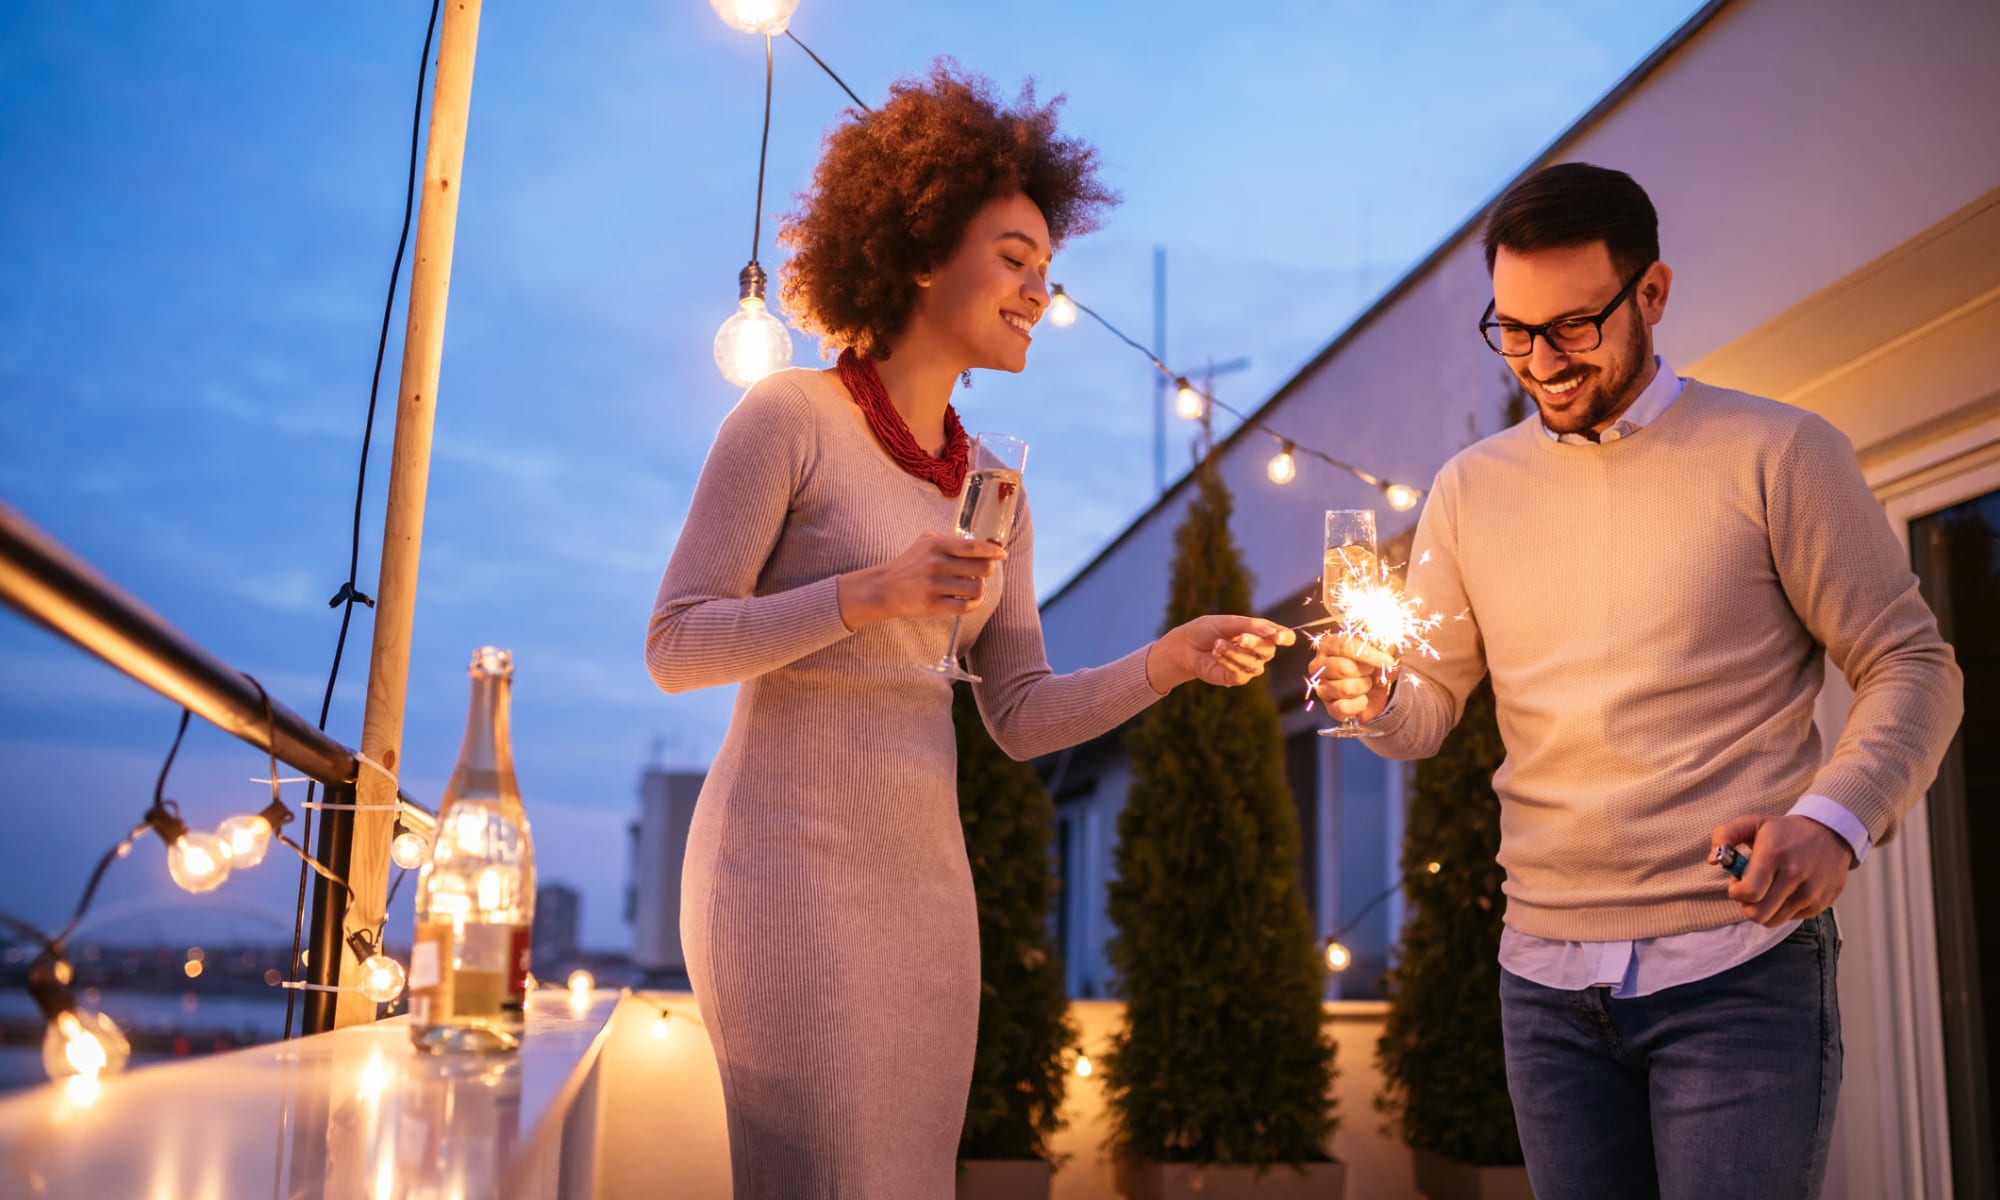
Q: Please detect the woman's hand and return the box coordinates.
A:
[837,532,1007,630]
[1308,635,1400,721]
[1146,616,1296,692]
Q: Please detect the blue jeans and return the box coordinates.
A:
[1499,912,1842,1200]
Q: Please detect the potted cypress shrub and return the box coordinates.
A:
[1103,459,1343,1199]
[1376,378,1535,1200]
[954,682,1079,1200]
[1375,677,1531,1200]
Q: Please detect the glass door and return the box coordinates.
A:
[1911,488,2000,1200]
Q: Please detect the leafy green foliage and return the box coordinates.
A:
[955,682,1078,1163]
[1102,460,1338,1164]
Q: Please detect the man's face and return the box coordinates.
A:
[1490,241,1669,436]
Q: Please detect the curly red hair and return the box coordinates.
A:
[777,61,1116,360]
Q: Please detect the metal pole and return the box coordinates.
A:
[1152,245,1166,496]
[337,0,485,1029]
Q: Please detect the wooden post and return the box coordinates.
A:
[336,0,484,1029]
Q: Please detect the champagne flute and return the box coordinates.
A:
[921,432,1028,683]
[1319,508,1385,739]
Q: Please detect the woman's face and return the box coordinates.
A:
[909,192,1053,374]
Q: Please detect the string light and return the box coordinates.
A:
[1173,377,1205,421]
[652,1011,672,1040]
[714,33,796,388]
[1324,942,1353,972]
[357,954,408,1005]
[1074,1051,1093,1078]
[1385,483,1420,512]
[164,827,233,895]
[567,969,595,998]
[1267,440,1298,485]
[1047,284,1078,328]
[217,813,274,869]
[391,828,431,870]
[24,949,131,1083]
[708,0,799,35]
[714,274,793,388]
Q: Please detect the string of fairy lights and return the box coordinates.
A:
[703,0,1426,512]
[0,697,439,1089]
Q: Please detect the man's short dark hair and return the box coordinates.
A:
[1482,162,1659,278]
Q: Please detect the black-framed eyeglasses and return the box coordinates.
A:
[1479,265,1649,357]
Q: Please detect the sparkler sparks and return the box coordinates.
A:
[1296,550,1449,713]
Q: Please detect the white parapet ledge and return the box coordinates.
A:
[0,988,634,1199]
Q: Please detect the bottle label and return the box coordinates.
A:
[507,927,532,1010]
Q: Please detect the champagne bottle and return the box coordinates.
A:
[409,647,536,1053]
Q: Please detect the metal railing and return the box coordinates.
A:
[0,499,431,1035]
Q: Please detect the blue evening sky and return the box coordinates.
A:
[0,1,1703,952]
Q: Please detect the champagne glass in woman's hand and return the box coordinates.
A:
[921,433,1028,683]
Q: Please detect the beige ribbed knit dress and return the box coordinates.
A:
[646,367,1161,1197]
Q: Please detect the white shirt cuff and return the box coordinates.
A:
[1789,793,1873,866]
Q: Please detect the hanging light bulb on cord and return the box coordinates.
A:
[1324,941,1353,972]
[145,800,233,894]
[217,814,273,870]
[1267,440,1297,485]
[714,262,793,388]
[1384,483,1420,512]
[1047,285,1078,328]
[391,821,431,870]
[708,0,799,35]
[713,33,794,388]
[1174,378,1205,421]
[346,931,407,1005]
[29,950,130,1083]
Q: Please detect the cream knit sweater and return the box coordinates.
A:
[1371,380,1963,940]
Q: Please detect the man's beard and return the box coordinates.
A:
[1529,319,1648,437]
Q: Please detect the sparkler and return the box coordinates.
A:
[1298,548,1450,713]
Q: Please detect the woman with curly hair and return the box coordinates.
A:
[645,63,1292,1196]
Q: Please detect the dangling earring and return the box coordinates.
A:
[960,370,973,390]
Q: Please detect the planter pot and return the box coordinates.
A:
[1411,1147,1534,1200]
[956,1158,1053,1200]
[1114,1157,1346,1200]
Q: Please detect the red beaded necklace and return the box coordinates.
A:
[836,348,970,498]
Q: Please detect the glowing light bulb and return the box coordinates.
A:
[1173,378,1204,421]
[1427,861,1442,875]
[1384,483,1420,512]
[43,1009,130,1081]
[357,954,407,1004]
[714,296,794,388]
[391,831,431,870]
[567,970,595,998]
[1046,287,1078,328]
[708,0,799,35]
[651,1013,672,1040]
[217,814,273,869]
[1074,1052,1093,1078]
[1267,444,1297,485]
[1324,942,1352,972]
[167,831,233,894]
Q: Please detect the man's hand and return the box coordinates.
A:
[1710,814,1853,927]
[1308,635,1399,723]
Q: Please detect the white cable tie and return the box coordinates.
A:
[277,981,351,994]
[353,752,399,788]
[302,801,404,812]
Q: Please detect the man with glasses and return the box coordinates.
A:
[1311,162,1962,1199]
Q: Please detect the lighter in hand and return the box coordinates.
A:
[1711,842,1750,879]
